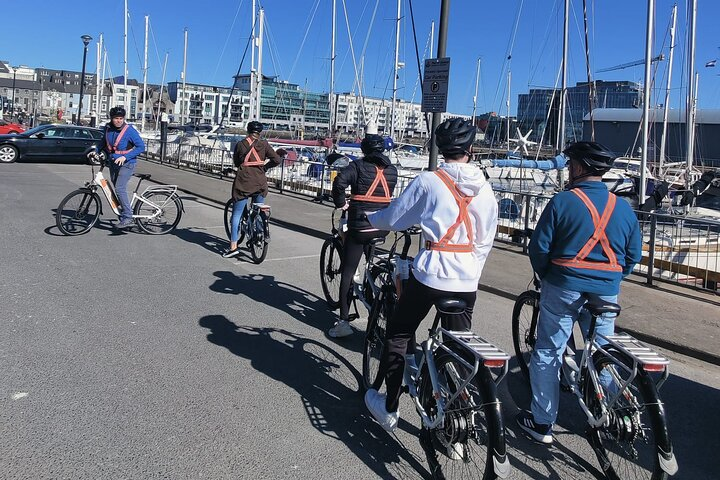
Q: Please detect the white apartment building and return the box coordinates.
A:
[334,92,470,139]
[167,81,250,126]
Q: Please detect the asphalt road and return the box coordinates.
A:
[1,163,718,479]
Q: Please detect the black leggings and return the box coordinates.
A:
[338,229,388,321]
[381,275,476,413]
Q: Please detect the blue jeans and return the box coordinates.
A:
[230,194,264,243]
[110,162,136,221]
[529,280,617,426]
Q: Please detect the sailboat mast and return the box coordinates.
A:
[256,8,264,122]
[659,4,677,174]
[506,70,511,149]
[640,0,655,202]
[141,15,149,132]
[249,0,256,122]
[330,0,336,137]
[155,52,168,131]
[123,0,128,110]
[685,0,697,189]
[471,57,480,121]
[390,0,401,139]
[95,34,102,117]
[181,28,188,125]
[558,0,569,153]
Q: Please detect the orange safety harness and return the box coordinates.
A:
[551,189,622,272]
[424,169,475,253]
[106,124,132,155]
[242,138,265,167]
[350,166,391,203]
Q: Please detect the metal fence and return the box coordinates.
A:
[140,142,720,294]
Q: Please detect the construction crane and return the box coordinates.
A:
[596,54,665,73]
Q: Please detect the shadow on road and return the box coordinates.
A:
[208,271,365,353]
[198,317,430,479]
[174,227,263,263]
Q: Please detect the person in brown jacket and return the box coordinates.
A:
[223,121,281,258]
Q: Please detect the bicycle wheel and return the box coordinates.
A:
[362,281,395,391]
[417,352,502,480]
[56,189,101,235]
[134,192,183,234]
[511,289,540,383]
[223,199,247,244]
[584,348,675,480]
[248,212,269,264]
[319,237,342,310]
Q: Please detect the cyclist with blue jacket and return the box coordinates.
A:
[517,141,642,444]
[99,106,145,229]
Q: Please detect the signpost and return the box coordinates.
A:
[422,57,450,113]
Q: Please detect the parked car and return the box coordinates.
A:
[0,119,25,135]
[0,124,106,164]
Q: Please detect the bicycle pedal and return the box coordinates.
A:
[401,385,409,394]
[347,313,360,322]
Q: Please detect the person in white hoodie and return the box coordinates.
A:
[363,118,498,431]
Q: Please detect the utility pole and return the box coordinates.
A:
[428,0,449,171]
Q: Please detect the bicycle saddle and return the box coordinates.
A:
[134,173,152,180]
[368,237,386,246]
[583,294,621,317]
[435,298,467,315]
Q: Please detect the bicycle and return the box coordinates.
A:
[511,281,678,479]
[55,157,183,236]
[223,196,271,264]
[318,208,390,315]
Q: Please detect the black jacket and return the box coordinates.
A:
[332,153,398,230]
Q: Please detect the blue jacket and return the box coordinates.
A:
[101,123,145,165]
[529,181,642,295]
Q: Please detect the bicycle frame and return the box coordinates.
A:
[411,314,510,430]
[91,167,178,219]
[562,311,671,430]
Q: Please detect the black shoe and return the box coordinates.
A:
[116,219,135,229]
[222,248,240,258]
[516,411,553,444]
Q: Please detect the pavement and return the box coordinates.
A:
[2,162,719,479]
[136,159,720,366]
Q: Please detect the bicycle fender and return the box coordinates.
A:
[476,366,509,477]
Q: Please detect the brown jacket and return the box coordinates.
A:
[232,137,281,200]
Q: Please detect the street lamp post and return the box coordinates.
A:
[11,67,18,119]
[77,34,93,125]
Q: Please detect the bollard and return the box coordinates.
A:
[279,158,285,193]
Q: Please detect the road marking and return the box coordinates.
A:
[11,392,28,400]
[263,254,321,262]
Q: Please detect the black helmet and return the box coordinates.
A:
[435,118,476,155]
[361,134,385,155]
[247,121,263,134]
[563,141,616,173]
[109,106,126,118]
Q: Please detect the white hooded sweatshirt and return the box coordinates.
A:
[368,162,498,292]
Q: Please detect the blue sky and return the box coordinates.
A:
[3,0,719,114]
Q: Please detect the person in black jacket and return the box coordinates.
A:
[328,134,398,338]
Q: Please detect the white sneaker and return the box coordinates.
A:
[365,389,399,432]
[328,320,353,338]
[447,442,465,461]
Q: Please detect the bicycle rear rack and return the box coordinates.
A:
[439,329,511,385]
[597,333,671,390]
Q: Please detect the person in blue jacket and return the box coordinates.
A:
[100,106,146,229]
[516,141,642,444]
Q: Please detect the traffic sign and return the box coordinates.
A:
[422,58,450,113]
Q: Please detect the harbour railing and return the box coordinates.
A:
[140,141,719,294]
